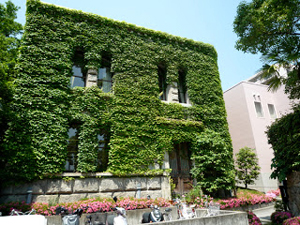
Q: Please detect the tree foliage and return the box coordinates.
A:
[0,0,22,100]
[233,0,300,97]
[235,147,260,189]
[191,129,235,194]
[0,0,22,161]
[267,106,300,181]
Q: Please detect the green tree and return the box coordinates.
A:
[235,147,260,189]
[0,0,22,169]
[191,129,236,195]
[267,106,300,181]
[233,0,300,97]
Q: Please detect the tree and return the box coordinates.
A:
[233,0,300,97]
[0,1,22,171]
[191,129,236,196]
[267,106,300,181]
[235,147,260,189]
[0,1,22,134]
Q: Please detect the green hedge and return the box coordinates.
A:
[1,0,234,193]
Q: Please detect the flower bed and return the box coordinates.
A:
[271,211,293,224]
[0,189,280,216]
[217,194,275,210]
[283,216,300,225]
[0,197,171,216]
[247,211,262,225]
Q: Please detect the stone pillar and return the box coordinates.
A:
[85,69,98,87]
[166,82,179,103]
[163,151,170,170]
[161,176,171,200]
[287,171,300,216]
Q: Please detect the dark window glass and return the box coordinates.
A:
[158,65,167,100]
[65,128,78,171]
[178,70,187,103]
[97,133,109,171]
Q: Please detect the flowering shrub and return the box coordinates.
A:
[15,197,170,216]
[283,216,300,225]
[0,201,31,216]
[271,211,293,224]
[266,189,280,198]
[0,189,280,216]
[247,211,262,225]
[217,194,274,209]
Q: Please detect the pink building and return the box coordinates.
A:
[223,69,294,192]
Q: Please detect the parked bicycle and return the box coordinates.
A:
[174,198,197,219]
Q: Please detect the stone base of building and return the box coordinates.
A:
[0,173,171,204]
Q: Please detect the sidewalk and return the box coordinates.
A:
[253,205,275,224]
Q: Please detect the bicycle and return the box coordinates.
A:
[10,208,36,216]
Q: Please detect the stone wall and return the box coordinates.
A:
[287,171,300,216]
[0,173,171,204]
[45,208,248,225]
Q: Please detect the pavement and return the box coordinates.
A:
[253,205,275,224]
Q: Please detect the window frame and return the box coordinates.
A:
[254,101,264,118]
[97,55,113,93]
[267,103,277,119]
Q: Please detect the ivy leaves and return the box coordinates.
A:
[1,0,234,190]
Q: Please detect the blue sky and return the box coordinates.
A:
[2,0,262,91]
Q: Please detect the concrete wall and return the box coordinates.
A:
[46,208,249,225]
[0,173,171,204]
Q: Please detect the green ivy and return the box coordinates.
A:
[1,0,235,192]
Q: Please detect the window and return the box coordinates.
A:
[178,70,187,103]
[97,133,109,171]
[98,54,113,93]
[254,102,264,117]
[65,128,79,171]
[70,48,85,88]
[158,64,167,100]
[98,67,113,92]
[268,104,277,119]
[70,66,85,88]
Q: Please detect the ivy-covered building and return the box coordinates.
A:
[1,0,235,199]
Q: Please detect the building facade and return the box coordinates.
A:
[0,0,234,202]
[223,68,294,192]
